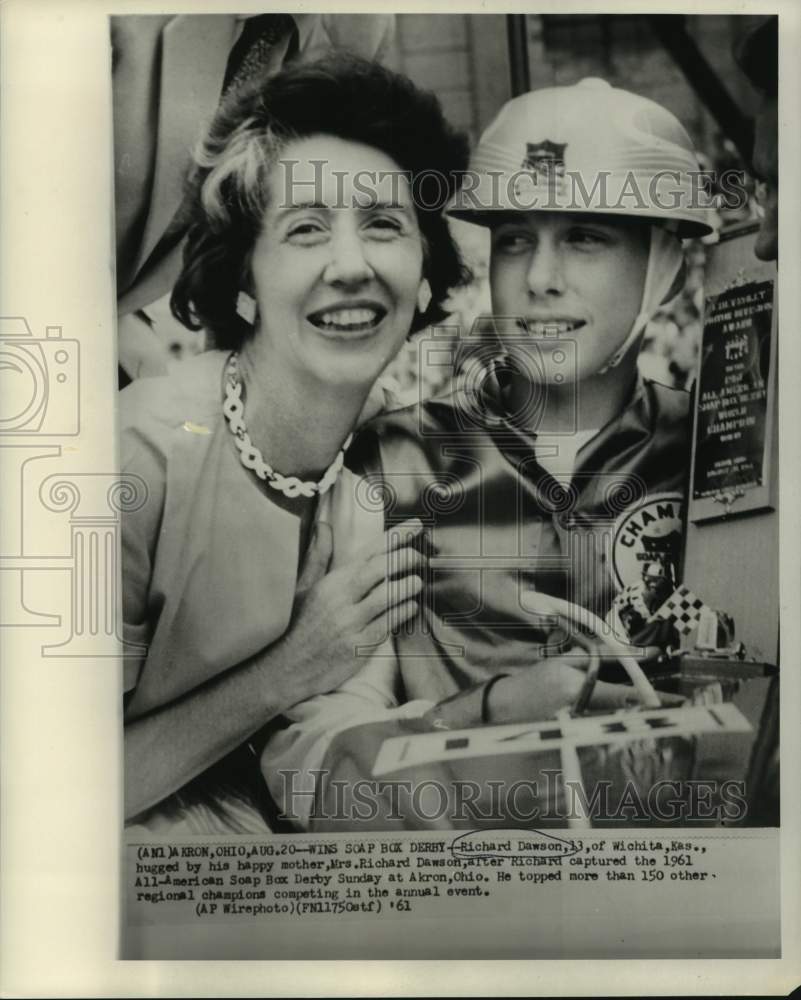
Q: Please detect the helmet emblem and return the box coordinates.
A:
[522,140,567,182]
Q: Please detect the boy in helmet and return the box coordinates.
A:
[262,80,715,828]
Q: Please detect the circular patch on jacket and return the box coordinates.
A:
[612,491,684,590]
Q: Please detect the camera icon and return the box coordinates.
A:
[417,317,578,437]
[0,317,79,435]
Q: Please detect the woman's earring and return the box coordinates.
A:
[417,279,432,315]
[236,290,257,325]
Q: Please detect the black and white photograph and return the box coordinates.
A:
[112,6,786,958]
[117,11,779,832]
[1,0,799,990]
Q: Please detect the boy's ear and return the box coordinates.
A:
[662,259,687,305]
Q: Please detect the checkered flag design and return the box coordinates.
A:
[652,585,711,635]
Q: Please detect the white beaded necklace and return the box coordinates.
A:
[222,352,352,499]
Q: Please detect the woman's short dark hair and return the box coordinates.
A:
[171,56,471,349]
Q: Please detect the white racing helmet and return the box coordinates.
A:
[450,78,718,370]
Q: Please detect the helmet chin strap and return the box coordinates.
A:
[597,227,685,374]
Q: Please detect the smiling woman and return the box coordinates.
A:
[119,57,469,833]
[246,135,425,394]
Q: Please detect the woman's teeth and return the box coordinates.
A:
[314,307,381,331]
[526,320,583,335]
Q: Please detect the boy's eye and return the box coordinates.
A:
[567,228,609,247]
[493,230,532,253]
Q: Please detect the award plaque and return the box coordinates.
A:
[689,222,778,523]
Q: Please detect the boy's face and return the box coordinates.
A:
[488,211,650,383]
